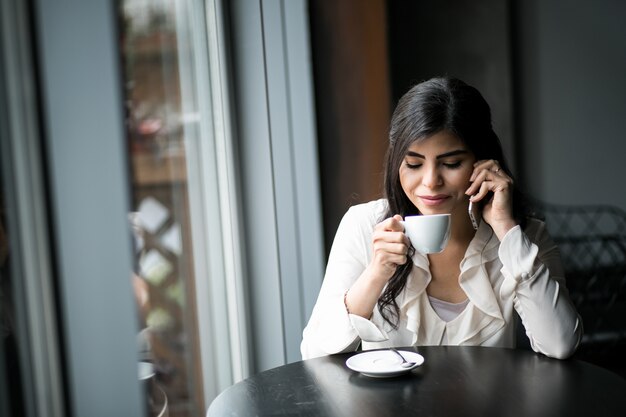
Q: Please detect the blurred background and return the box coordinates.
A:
[1,0,625,416]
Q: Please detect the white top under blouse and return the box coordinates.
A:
[300,199,582,360]
[428,296,469,322]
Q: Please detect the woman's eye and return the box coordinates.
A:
[405,162,422,169]
[443,161,462,169]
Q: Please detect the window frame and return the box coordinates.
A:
[229,0,325,371]
[31,0,145,415]
[0,0,65,416]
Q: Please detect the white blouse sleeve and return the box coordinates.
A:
[300,203,389,359]
[498,220,583,359]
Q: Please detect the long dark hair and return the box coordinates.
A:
[378,76,527,327]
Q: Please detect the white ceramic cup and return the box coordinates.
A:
[400,214,451,254]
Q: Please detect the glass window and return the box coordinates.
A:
[120,0,249,414]
[121,1,228,415]
[3,0,322,414]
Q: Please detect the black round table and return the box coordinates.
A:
[207,346,626,417]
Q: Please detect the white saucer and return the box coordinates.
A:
[345,350,424,378]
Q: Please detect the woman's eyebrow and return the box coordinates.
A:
[406,149,469,159]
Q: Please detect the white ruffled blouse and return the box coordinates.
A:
[301,199,582,360]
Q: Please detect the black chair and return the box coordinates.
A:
[532,200,626,375]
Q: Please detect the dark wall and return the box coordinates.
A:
[387,0,516,172]
[309,0,391,256]
[514,0,626,209]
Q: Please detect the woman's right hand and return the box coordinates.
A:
[369,214,411,282]
[344,214,410,319]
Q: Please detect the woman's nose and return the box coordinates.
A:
[422,166,442,188]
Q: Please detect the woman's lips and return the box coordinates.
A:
[418,194,450,206]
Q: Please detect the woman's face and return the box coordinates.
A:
[398,130,476,218]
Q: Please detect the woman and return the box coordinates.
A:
[301,77,582,360]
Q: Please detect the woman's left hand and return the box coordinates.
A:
[465,159,518,240]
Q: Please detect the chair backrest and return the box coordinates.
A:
[532,201,626,359]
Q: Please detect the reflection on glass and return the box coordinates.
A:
[121,1,204,416]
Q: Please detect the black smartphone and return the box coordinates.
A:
[468,192,493,230]
[468,200,480,230]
